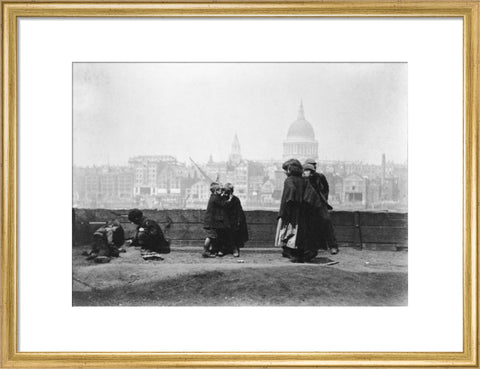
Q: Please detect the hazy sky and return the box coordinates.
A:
[73,63,407,166]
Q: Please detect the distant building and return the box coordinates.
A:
[343,173,367,206]
[324,172,343,205]
[129,155,175,196]
[74,127,407,211]
[366,177,382,208]
[247,161,266,199]
[117,169,135,200]
[283,101,319,162]
[73,165,134,208]
[203,135,249,203]
[128,155,189,208]
[185,180,211,209]
[260,179,276,203]
[226,161,248,202]
[229,134,242,165]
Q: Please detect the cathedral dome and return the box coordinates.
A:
[283,101,319,161]
[286,101,316,141]
[287,119,315,140]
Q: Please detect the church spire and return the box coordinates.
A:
[229,133,242,165]
[232,133,241,155]
[298,100,305,120]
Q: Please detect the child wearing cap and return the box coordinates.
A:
[202,182,232,257]
[303,159,339,256]
[223,183,249,257]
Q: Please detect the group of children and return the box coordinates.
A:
[202,182,249,258]
[83,158,337,265]
[276,158,339,263]
[83,182,249,263]
[83,209,172,263]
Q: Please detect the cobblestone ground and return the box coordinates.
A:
[73,245,407,306]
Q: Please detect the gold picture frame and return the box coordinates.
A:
[1,1,478,367]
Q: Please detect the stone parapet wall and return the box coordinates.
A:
[73,208,407,251]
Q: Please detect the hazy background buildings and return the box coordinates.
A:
[73,63,407,211]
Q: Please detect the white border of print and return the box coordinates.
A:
[17,18,462,352]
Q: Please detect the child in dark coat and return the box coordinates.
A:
[223,183,249,257]
[202,182,232,257]
[128,209,171,260]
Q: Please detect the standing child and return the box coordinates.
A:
[223,183,249,257]
[202,182,232,258]
[275,159,307,263]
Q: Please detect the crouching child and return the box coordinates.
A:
[84,220,126,263]
[128,209,171,261]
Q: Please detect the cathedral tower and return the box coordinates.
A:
[283,101,319,162]
[229,133,242,165]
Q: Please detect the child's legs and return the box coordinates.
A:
[204,229,218,253]
[204,237,211,250]
[204,237,218,252]
[225,229,235,254]
[216,229,232,254]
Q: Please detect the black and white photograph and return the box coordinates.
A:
[72,62,408,306]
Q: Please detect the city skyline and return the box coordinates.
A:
[73,63,408,166]
[72,148,406,169]
[74,137,407,212]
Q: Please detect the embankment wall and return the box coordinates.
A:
[73,209,407,251]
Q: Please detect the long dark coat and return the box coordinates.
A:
[227,195,249,248]
[278,174,307,248]
[303,180,329,251]
[310,171,330,201]
[204,193,231,229]
[132,217,170,254]
[304,172,333,251]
